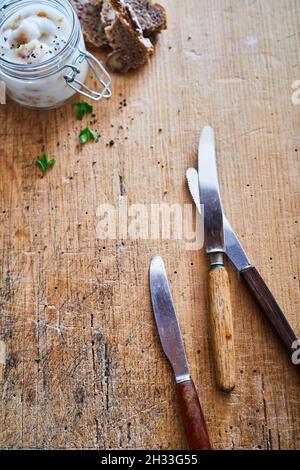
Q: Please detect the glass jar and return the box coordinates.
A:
[0,0,111,109]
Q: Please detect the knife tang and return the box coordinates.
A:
[241,266,300,372]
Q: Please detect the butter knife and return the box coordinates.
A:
[197,127,235,392]
[150,256,211,450]
[187,166,300,373]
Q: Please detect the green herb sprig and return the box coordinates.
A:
[35,152,56,176]
[73,101,93,120]
[79,127,97,144]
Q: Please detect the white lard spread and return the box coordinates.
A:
[0,5,71,64]
[0,2,88,108]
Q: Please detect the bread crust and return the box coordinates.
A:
[71,0,167,73]
[70,0,108,49]
[105,0,154,73]
[102,0,167,38]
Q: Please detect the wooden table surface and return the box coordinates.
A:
[0,0,299,450]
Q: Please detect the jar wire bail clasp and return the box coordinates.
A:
[63,48,112,101]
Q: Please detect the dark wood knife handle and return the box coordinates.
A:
[241,266,300,371]
[176,379,211,450]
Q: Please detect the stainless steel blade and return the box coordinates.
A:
[187,167,251,271]
[223,217,252,271]
[150,256,190,382]
[198,126,224,254]
[186,168,202,215]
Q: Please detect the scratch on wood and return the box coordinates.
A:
[104,343,110,411]
[0,340,6,365]
[0,340,5,380]
[119,175,126,196]
[127,422,132,445]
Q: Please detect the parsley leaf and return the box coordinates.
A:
[35,152,56,176]
[79,127,97,144]
[73,101,93,120]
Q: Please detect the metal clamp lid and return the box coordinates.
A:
[63,49,111,101]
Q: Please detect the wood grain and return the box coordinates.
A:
[208,266,235,392]
[0,0,299,450]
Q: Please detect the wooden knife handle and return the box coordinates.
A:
[241,266,300,372]
[208,265,235,392]
[176,379,211,450]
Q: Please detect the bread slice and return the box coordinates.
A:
[101,0,167,38]
[105,0,154,73]
[71,0,167,73]
[70,0,108,49]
